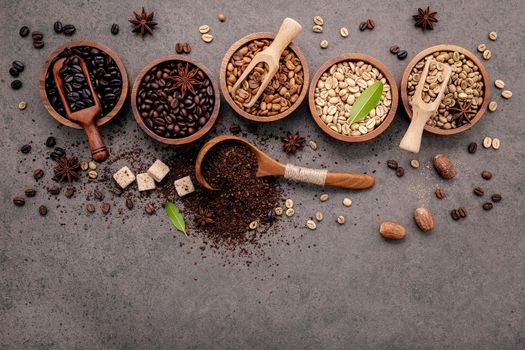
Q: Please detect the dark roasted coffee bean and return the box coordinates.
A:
[229,124,241,134]
[111,187,122,196]
[491,194,502,203]
[450,209,460,221]
[62,24,76,36]
[94,190,104,200]
[86,203,96,213]
[126,198,134,209]
[53,147,66,157]
[25,188,37,197]
[395,166,405,177]
[389,45,400,54]
[33,40,44,49]
[175,43,184,54]
[33,169,44,180]
[468,142,477,154]
[13,197,25,206]
[481,170,492,180]
[101,202,110,214]
[64,187,76,198]
[19,26,30,37]
[397,50,408,60]
[21,144,32,154]
[473,187,484,196]
[183,43,191,54]
[387,160,398,170]
[458,207,467,218]
[54,21,63,33]
[111,23,119,35]
[38,205,48,216]
[482,202,493,211]
[32,31,43,40]
[145,203,155,215]
[48,186,61,195]
[11,80,22,90]
[366,19,375,29]
[435,187,445,199]
[359,21,368,31]
[45,136,56,147]
[50,151,62,161]
[12,61,25,73]
[9,67,19,77]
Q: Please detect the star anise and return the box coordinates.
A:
[413,6,438,31]
[54,156,81,183]
[129,7,157,38]
[449,101,474,125]
[281,132,305,154]
[195,208,215,227]
[167,63,203,98]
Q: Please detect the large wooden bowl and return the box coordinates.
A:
[308,53,398,143]
[131,55,221,145]
[400,44,490,135]
[220,32,309,122]
[39,40,129,129]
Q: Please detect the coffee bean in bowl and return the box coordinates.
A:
[220,32,309,122]
[131,56,220,145]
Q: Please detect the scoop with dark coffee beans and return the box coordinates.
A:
[58,56,95,112]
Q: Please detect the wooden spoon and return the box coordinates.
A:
[52,55,109,162]
[399,59,452,153]
[195,135,375,190]
[230,17,302,108]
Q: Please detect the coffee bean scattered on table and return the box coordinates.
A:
[48,186,61,195]
[473,187,484,196]
[458,207,467,218]
[54,21,63,33]
[435,187,445,199]
[389,45,400,54]
[45,136,56,148]
[482,202,493,210]
[101,202,110,214]
[38,205,48,216]
[64,187,76,198]
[25,189,37,197]
[13,197,25,206]
[19,26,30,37]
[111,23,119,35]
[395,167,405,177]
[387,160,398,169]
[468,142,477,154]
[397,50,408,60]
[144,203,155,215]
[11,80,22,90]
[111,187,123,196]
[21,144,31,154]
[32,31,43,41]
[481,170,492,180]
[126,198,134,209]
[62,24,76,36]
[33,169,44,180]
[86,203,96,213]
[491,194,502,202]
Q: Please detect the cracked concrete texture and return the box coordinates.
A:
[1,0,524,348]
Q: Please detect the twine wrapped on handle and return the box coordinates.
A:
[284,164,327,186]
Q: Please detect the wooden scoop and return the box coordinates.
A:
[399,59,452,153]
[230,18,302,108]
[53,56,109,162]
[195,135,375,190]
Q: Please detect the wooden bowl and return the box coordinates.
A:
[131,55,221,145]
[308,53,398,142]
[220,32,309,122]
[39,40,129,129]
[400,44,490,135]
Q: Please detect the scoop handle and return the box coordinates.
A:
[399,107,433,153]
[266,18,303,56]
[82,121,109,162]
[324,172,375,189]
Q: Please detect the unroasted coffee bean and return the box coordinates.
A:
[473,187,484,196]
[64,187,76,198]
[395,167,405,177]
[145,203,155,215]
[397,50,408,60]
[101,202,110,214]
[11,80,22,90]
[19,26,30,37]
[387,160,398,169]
[359,21,368,31]
[450,209,460,221]
[21,144,32,154]
[33,40,44,49]
[32,31,43,40]
[481,170,492,180]
[86,203,96,213]
[62,24,76,36]
[126,198,134,209]
[468,142,477,154]
[491,193,502,203]
[13,197,25,206]
[38,205,48,216]
[435,187,445,199]
[366,19,375,29]
[111,187,122,196]
[45,136,56,147]
[458,207,467,218]
[33,169,44,180]
[25,188,37,197]
[482,202,493,210]
[94,190,104,200]
[111,23,119,35]
[48,186,61,195]
[54,21,63,33]
[389,45,400,54]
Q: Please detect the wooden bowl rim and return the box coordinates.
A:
[400,44,491,135]
[219,32,310,123]
[308,53,399,143]
[131,55,221,145]
[38,40,130,130]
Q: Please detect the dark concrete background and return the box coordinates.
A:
[1,0,524,348]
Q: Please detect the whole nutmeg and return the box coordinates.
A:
[379,221,406,240]
[413,208,433,232]
[433,154,456,180]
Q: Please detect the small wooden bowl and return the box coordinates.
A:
[39,40,129,129]
[220,32,309,122]
[131,55,221,145]
[308,53,398,142]
[400,44,490,135]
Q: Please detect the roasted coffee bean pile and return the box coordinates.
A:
[136,60,215,139]
[58,56,95,112]
[45,46,123,119]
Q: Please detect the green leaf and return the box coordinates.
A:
[348,81,384,125]
[165,201,189,238]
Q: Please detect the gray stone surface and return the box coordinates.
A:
[1,0,524,348]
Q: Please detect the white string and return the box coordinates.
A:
[284,164,328,186]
